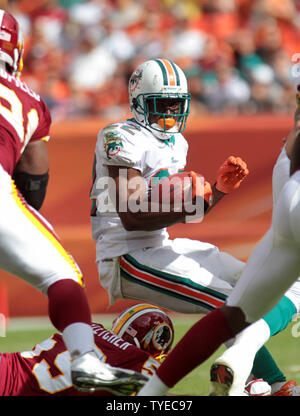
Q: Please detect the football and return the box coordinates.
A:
[148,171,193,208]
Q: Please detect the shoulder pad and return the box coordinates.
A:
[102,123,124,138]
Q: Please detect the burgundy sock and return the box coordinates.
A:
[48,279,91,332]
[157,308,233,387]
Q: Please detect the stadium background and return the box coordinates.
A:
[0,0,298,319]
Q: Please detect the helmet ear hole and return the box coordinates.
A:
[132,98,138,109]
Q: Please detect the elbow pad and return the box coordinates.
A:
[12,171,49,210]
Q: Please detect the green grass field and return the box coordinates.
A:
[1,315,300,396]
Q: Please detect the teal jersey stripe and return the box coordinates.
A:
[169,60,180,86]
[90,199,97,216]
[120,268,215,311]
[154,59,168,86]
[123,254,227,301]
[91,155,96,181]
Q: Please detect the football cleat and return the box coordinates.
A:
[71,351,149,395]
[209,363,247,396]
[272,380,300,396]
[210,363,234,396]
[245,378,271,396]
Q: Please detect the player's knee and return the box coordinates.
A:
[48,279,91,331]
[221,304,249,336]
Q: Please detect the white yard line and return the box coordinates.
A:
[6,313,201,332]
[7,315,113,332]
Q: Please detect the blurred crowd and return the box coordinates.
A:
[7,0,300,121]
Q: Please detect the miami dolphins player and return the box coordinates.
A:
[90,58,299,394]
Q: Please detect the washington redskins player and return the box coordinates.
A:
[0,304,174,396]
[0,10,147,395]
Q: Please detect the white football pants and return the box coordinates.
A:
[0,164,83,293]
[227,171,300,322]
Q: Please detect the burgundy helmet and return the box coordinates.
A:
[111,303,174,358]
[0,10,23,76]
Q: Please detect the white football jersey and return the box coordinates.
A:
[90,118,188,260]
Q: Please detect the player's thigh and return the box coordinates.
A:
[272,171,300,243]
[171,238,245,286]
[119,240,239,313]
[228,174,300,322]
[272,145,290,204]
[227,231,300,323]
[0,182,83,293]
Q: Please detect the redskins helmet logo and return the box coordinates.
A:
[152,323,173,352]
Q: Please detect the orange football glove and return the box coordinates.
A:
[216,156,249,194]
[189,171,213,208]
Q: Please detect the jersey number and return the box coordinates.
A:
[21,337,107,394]
[0,83,39,152]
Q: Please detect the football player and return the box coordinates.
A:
[90,58,300,395]
[0,10,146,395]
[208,110,300,396]
[136,94,300,396]
[0,304,173,396]
[90,58,248,320]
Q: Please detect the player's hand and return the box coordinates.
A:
[216,156,249,194]
[189,171,213,207]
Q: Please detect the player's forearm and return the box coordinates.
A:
[204,184,226,214]
[12,171,49,210]
[118,209,186,231]
[117,193,211,230]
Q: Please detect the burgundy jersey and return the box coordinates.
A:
[0,68,51,175]
[0,323,160,396]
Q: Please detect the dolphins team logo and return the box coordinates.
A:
[104,131,124,159]
[129,68,143,93]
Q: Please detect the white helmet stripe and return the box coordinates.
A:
[115,306,164,338]
[0,10,5,27]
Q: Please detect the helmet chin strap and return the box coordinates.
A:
[150,122,178,141]
[132,336,141,349]
[13,48,19,75]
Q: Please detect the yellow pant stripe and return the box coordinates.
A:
[11,181,84,286]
